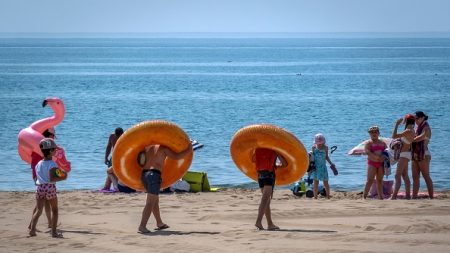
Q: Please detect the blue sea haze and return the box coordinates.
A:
[0,38,449,191]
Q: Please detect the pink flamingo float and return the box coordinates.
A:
[17,97,71,172]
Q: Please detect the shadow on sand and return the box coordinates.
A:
[262,228,337,233]
[59,229,106,235]
[138,230,221,236]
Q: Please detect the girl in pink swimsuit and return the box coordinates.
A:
[363,126,387,200]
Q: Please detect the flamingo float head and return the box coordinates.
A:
[29,97,66,135]
[18,97,67,165]
[42,97,65,114]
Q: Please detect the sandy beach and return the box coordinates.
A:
[1,189,449,253]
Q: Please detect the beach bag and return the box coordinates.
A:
[170,179,190,192]
[305,185,327,198]
[291,180,306,196]
[304,186,326,198]
[182,171,211,192]
[370,180,393,198]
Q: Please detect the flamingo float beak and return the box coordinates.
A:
[42,98,61,107]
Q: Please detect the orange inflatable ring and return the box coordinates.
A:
[230,124,309,186]
[112,120,193,191]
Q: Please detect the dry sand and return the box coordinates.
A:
[1,189,449,253]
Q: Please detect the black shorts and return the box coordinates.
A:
[141,170,162,195]
[117,183,136,193]
[258,170,275,188]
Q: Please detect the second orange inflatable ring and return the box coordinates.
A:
[230,124,309,186]
[112,120,193,191]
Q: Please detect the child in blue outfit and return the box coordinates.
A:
[310,133,337,199]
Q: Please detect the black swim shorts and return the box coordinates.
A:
[141,170,162,195]
[117,183,136,193]
[257,170,275,189]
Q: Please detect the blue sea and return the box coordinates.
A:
[1,37,449,191]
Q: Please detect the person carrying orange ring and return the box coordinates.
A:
[252,148,287,231]
[137,143,192,234]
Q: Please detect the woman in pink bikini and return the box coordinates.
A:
[363,126,387,200]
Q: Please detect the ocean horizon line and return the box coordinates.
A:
[1,32,450,39]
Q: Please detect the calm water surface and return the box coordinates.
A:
[0,38,449,191]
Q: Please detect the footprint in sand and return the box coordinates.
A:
[364,225,376,231]
[69,243,87,248]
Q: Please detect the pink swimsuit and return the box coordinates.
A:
[367,142,385,168]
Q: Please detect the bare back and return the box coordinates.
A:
[105,133,120,163]
[142,144,192,173]
[109,134,119,148]
[142,145,167,172]
[400,129,415,152]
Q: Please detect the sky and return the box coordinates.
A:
[0,0,449,35]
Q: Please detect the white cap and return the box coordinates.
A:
[314,133,326,145]
[40,138,57,150]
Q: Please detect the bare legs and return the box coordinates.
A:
[255,186,278,230]
[402,165,411,198]
[29,198,45,236]
[391,158,411,199]
[103,175,112,190]
[47,198,61,237]
[103,167,118,190]
[108,173,119,191]
[412,156,434,199]
[29,198,61,238]
[363,166,384,200]
[323,181,330,199]
[44,201,52,227]
[28,200,52,230]
[313,180,330,199]
[138,193,167,233]
[313,180,319,199]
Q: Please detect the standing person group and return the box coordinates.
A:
[26,112,434,238]
[365,111,434,200]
